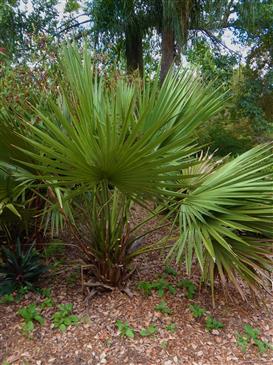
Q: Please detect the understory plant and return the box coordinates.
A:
[0,239,47,296]
[52,303,79,331]
[154,301,172,315]
[1,45,272,301]
[189,303,206,318]
[116,320,135,338]
[177,279,197,299]
[205,316,224,331]
[138,278,176,297]
[0,165,31,243]
[0,109,73,247]
[0,293,15,304]
[140,324,158,337]
[17,303,45,334]
[166,323,176,332]
[163,266,178,277]
[236,324,273,353]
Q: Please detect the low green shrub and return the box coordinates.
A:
[37,288,52,298]
[0,293,15,304]
[163,266,177,277]
[40,297,54,309]
[166,323,176,332]
[138,278,176,297]
[198,121,253,156]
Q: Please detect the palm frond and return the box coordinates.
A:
[170,144,273,300]
[14,45,226,200]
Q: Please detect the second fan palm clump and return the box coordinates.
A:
[8,45,272,299]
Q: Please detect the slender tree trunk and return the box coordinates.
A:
[160,23,175,83]
[125,25,143,77]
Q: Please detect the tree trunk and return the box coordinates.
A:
[125,25,143,77]
[160,23,175,83]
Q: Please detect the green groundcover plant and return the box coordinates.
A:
[236,324,273,353]
[17,303,45,334]
[0,45,272,302]
[189,304,206,318]
[116,320,135,338]
[140,324,158,337]
[138,278,176,297]
[205,316,224,331]
[52,303,79,332]
[177,279,196,299]
[154,301,172,315]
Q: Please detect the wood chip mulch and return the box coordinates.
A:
[1,253,272,365]
[0,207,272,365]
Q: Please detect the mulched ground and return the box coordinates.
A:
[1,207,272,365]
[1,252,272,365]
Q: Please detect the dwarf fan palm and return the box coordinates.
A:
[9,45,273,297]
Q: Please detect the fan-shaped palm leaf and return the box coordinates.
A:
[169,144,273,302]
[14,45,226,198]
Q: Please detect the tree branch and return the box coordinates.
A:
[200,28,241,57]
[222,0,235,27]
[54,19,92,37]
[56,13,90,30]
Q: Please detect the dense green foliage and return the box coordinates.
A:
[0,1,272,306]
